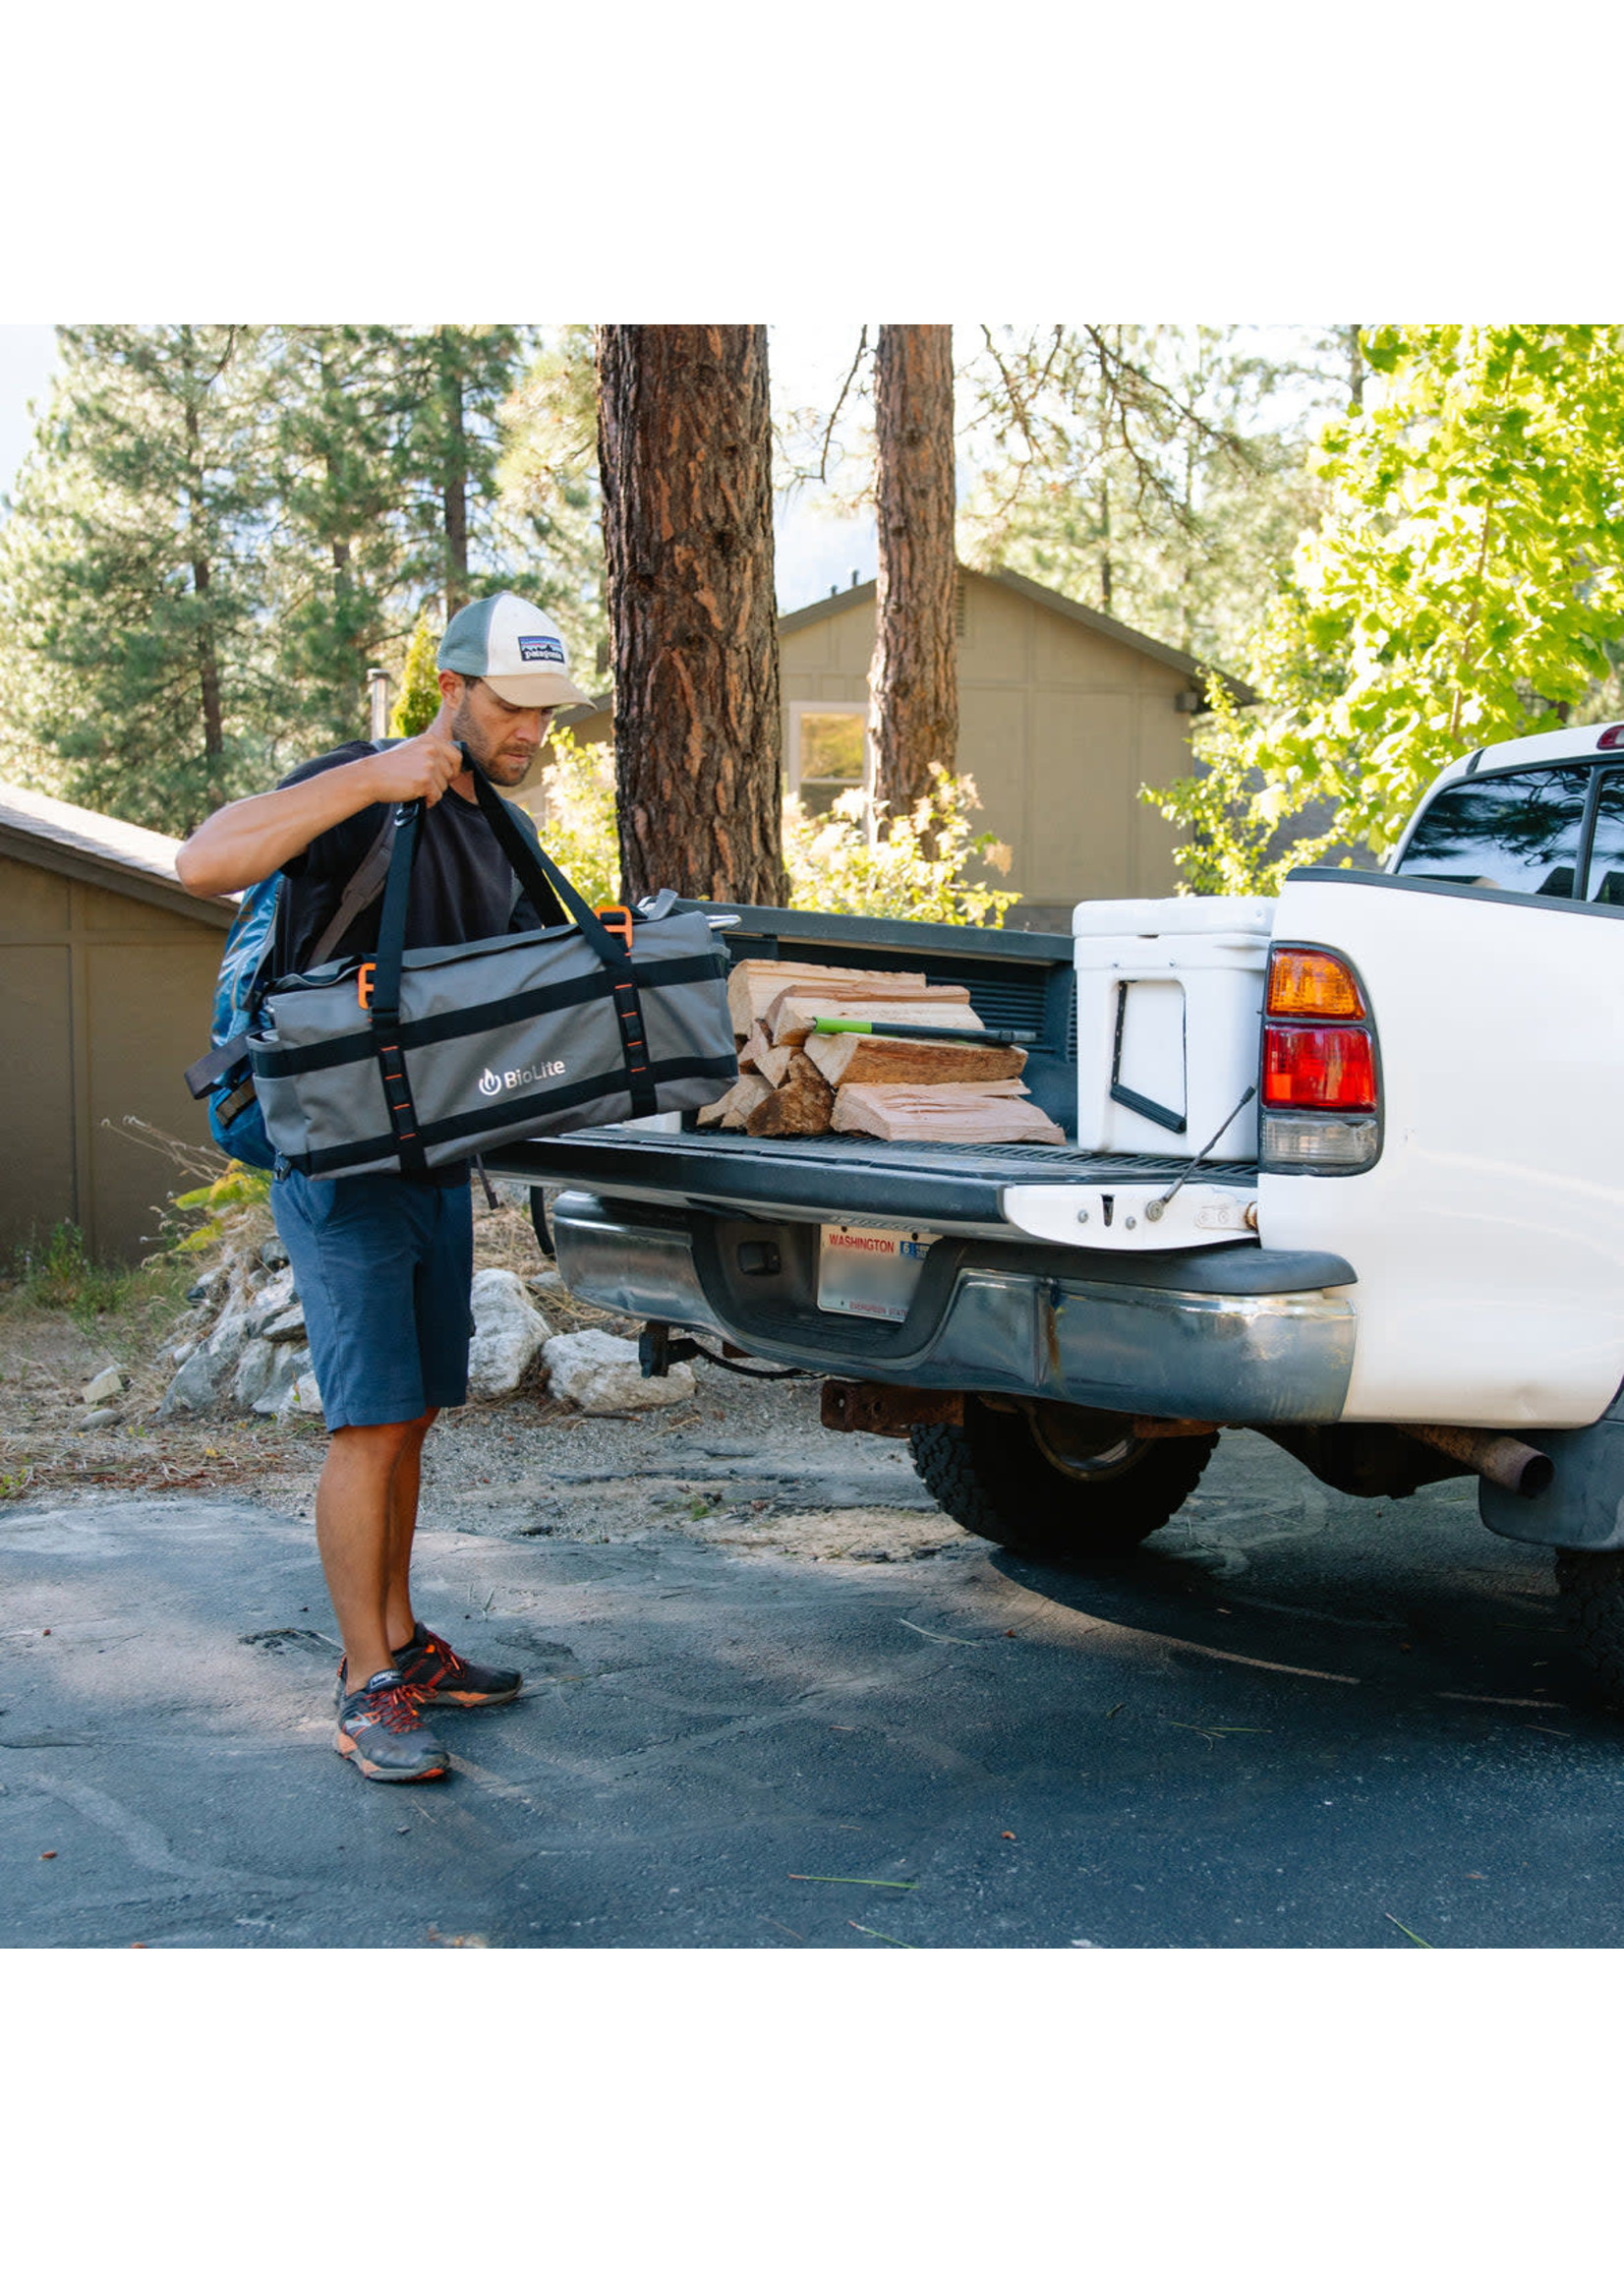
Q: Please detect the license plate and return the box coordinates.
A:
[817,1223,939,1322]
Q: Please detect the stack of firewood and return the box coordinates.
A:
[698,959,1066,1144]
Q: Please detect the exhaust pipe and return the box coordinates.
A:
[1400,1423,1553,1499]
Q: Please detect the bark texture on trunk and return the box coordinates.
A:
[439,329,469,618]
[182,396,224,776]
[597,324,785,905]
[868,324,958,824]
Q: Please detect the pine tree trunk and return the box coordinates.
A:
[597,324,785,904]
[182,392,225,789]
[439,329,469,617]
[868,324,957,828]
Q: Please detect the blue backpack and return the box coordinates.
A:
[185,800,400,1169]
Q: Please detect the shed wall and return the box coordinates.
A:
[0,854,224,1263]
[779,574,1194,923]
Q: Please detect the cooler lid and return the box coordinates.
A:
[1072,894,1275,938]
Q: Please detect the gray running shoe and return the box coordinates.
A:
[333,1669,449,1782]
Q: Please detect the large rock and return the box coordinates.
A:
[251,1341,306,1418]
[261,1304,307,1343]
[245,1270,297,1329]
[286,1370,323,1419]
[233,1337,281,1411]
[543,1327,696,1416]
[466,1268,549,1400]
[185,1264,230,1312]
[157,1289,257,1418]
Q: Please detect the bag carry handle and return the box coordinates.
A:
[461,758,657,1116]
[459,754,633,971]
[367,798,424,1024]
[366,754,637,1023]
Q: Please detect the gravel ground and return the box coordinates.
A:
[250,1364,971,1565]
[0,1191,967,1565]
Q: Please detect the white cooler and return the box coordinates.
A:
[1072,897,1275,1160]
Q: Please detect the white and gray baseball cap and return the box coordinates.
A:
[437,592,592,708]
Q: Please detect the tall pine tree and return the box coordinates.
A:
[266,325,406,747]
[0,324,283,832]
[393,326,531,621]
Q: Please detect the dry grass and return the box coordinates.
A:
[0,1175,620,1503]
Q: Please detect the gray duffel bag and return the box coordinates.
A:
[249,764,737,1179]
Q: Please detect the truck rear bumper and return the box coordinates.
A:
[551,1193,1359,1427]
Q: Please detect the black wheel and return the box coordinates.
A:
[1555,1549,1624,1712]
[909,1398,1216,1560]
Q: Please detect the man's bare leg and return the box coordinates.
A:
[316,1413,432,1691]
[383,1409,437,1654]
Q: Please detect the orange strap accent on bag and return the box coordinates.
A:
[357,961,376,1010]
[596,905,633,950]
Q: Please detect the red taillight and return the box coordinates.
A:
[1597,724,1624,750]
[1263,1025,1376,1110]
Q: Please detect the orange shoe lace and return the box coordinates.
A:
[352,1679,428,1732]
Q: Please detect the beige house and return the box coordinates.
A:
[547,563,1249,930]
[0,787,236,1263]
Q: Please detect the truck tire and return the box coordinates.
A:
[909,1399,1216,1560]
[1554,1549,1624,1712]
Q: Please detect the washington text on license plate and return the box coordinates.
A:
[817,1224,939,1323]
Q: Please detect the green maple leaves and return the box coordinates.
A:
[1150,324,1624,890]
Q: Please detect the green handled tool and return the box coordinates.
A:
[811,1016,1040,1047]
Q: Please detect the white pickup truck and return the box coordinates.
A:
[490,723,1624,1702]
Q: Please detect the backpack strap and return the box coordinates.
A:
[308,801,402,965]
[185,747,406,1103]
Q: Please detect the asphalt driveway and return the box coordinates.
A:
[2,1434,1618,1949]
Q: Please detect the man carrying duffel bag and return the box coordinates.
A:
[177,596,601,1783]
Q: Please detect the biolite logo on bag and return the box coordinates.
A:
[479,1060,565,1099]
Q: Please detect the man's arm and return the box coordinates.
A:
[174,702,466,898]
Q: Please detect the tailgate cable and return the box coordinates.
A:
[640,1321,811,1382]
[1143,1084,1257,1223]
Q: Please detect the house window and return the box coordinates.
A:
[788,702,872,818]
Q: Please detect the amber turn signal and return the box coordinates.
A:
[1266,947,1366,1020]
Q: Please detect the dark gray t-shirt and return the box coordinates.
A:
[273,741,564,975]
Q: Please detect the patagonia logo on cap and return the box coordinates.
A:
[517,634,566,665]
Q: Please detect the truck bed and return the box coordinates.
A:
[486,1122,1256,1236]
[488,901,1256,1235]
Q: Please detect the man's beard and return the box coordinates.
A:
[450,699,532,785]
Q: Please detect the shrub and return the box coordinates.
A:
[531,735,1019,927]
[784,768,1018,925]
[530,729,622,906]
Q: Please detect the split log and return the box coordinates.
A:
[726,959,933,1039]
[717,1074,776,1130]
[751,1024,795,1086]
[766,992,979,1050]
[804,1032,1026,1088]
[831,1083,1067,1144]
[744,1052,834,1137]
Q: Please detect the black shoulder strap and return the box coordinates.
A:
[496,796,568,928]
[308,801,401,965]
[185,750,403,1099]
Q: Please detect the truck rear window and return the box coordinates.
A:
[1394,766,1592,897]
[1586,771,1624,904]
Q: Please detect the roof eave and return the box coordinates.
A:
[0,822,238,929]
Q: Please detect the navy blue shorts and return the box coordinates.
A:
[270,1172,474,1432]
